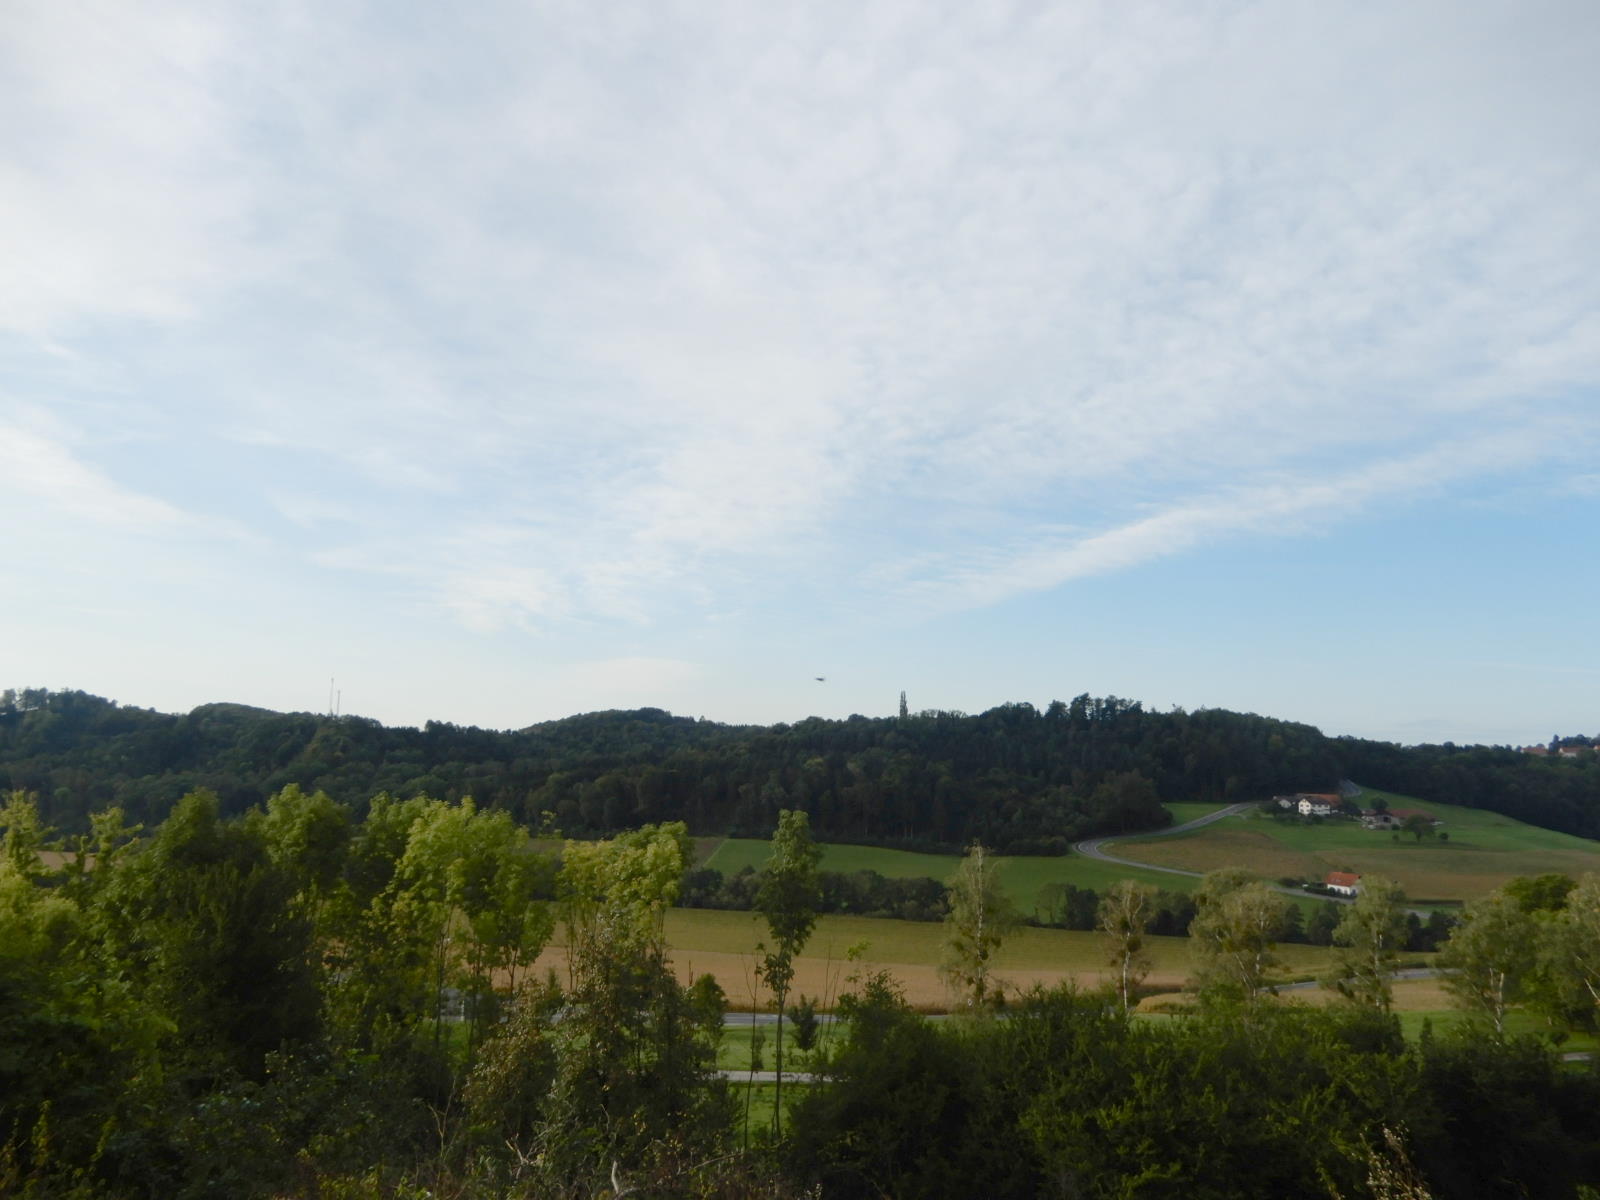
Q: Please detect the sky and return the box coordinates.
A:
[3,0,1598,747]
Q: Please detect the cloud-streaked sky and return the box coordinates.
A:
[4,0,1597,745]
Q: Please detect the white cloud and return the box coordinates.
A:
[3,0,1598,645]
[0,423,189,529]
[890,418,1595,613]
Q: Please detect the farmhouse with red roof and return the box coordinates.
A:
[1324,871,1361,897]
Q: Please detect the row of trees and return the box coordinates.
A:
[681,863,948,921]
[9,687,1598,849]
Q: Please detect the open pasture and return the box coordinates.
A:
[1110,795,1600,903]
[703,830,1204,918]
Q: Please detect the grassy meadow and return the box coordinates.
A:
[1108,791,1600,904]
[701,833,1205,917]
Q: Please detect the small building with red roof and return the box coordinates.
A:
[1324,871,1361,897]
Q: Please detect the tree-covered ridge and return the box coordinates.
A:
[3,687,1598,849]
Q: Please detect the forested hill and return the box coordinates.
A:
[2,687,1597,848]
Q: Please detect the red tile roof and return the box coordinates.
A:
[1325,872,1361,889]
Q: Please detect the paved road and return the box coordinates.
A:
[1073,807,1448,916]
[724,1011,839,1027]
[1278,967,1442,992]
[1073,802,1362,908]
[717,1069,821,1083]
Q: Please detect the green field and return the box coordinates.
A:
[1108,790,1600,904]
[703,833,1205,917]
[718,1020,843,1072]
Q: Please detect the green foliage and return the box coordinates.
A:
[10,689,1600,880]
[1439,890,1541,1037]
[540,822,732,1185]
[1188,870,1289,1006]
[1532,872,1600,1032]
[940,843,1019,1009]
[6,767,1599,1197]
[754,809,822,1137]
[1504,871,1578,913]
[785,985,1591,1200]
[1325,875,1410,1011]
[97,791,322,1080]
[788,995,821,1054]
[1097,878,1156,1010]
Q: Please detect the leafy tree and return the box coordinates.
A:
[1304,900,1342,946]
[788,993,821,1054]
[1503,871,1577,913]
[1097,879,1156,1011]
[548,821,731,1182]
[1189,870,1289,1006]
[940,842,1019,1009]
[1438,891,1540,1038]
[95,790,321,1081]
[1036,880,1099,929]
[254,784,350,926]
[0,791,49,878]
[1536,872,1600,1030]
[754,808,822,1137]
[1401,813,1436,842]
[1324,874,1409,1011]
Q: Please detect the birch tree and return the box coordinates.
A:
[1098,879,1157,1012]
[1189,870,1288,1006]
[1439,891,1539,1038]
[941,842,1018,1010]
[1325,875,1410,1011]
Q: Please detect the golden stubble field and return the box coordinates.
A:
[1137,976,1453,1015]
[531,909,1338,1012]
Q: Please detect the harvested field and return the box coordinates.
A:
[532,909,1338,1013]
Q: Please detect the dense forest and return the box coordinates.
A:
[3,688,1598,849]
[4,789,1598,1198]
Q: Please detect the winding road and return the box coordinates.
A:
[1073,802,1361,907]
[1073,803,1449,920]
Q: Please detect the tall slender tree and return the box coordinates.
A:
[1098,879,1157,1012]
[940,842,1019,1010]
[755,809,822,1137]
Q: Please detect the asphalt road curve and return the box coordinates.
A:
[1072,801,1358,907]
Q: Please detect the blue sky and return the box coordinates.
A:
[3,0,1597,745]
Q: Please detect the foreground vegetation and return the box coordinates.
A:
[5,786,1599,1197]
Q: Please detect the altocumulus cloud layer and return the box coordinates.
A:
[2,0,1597,732]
